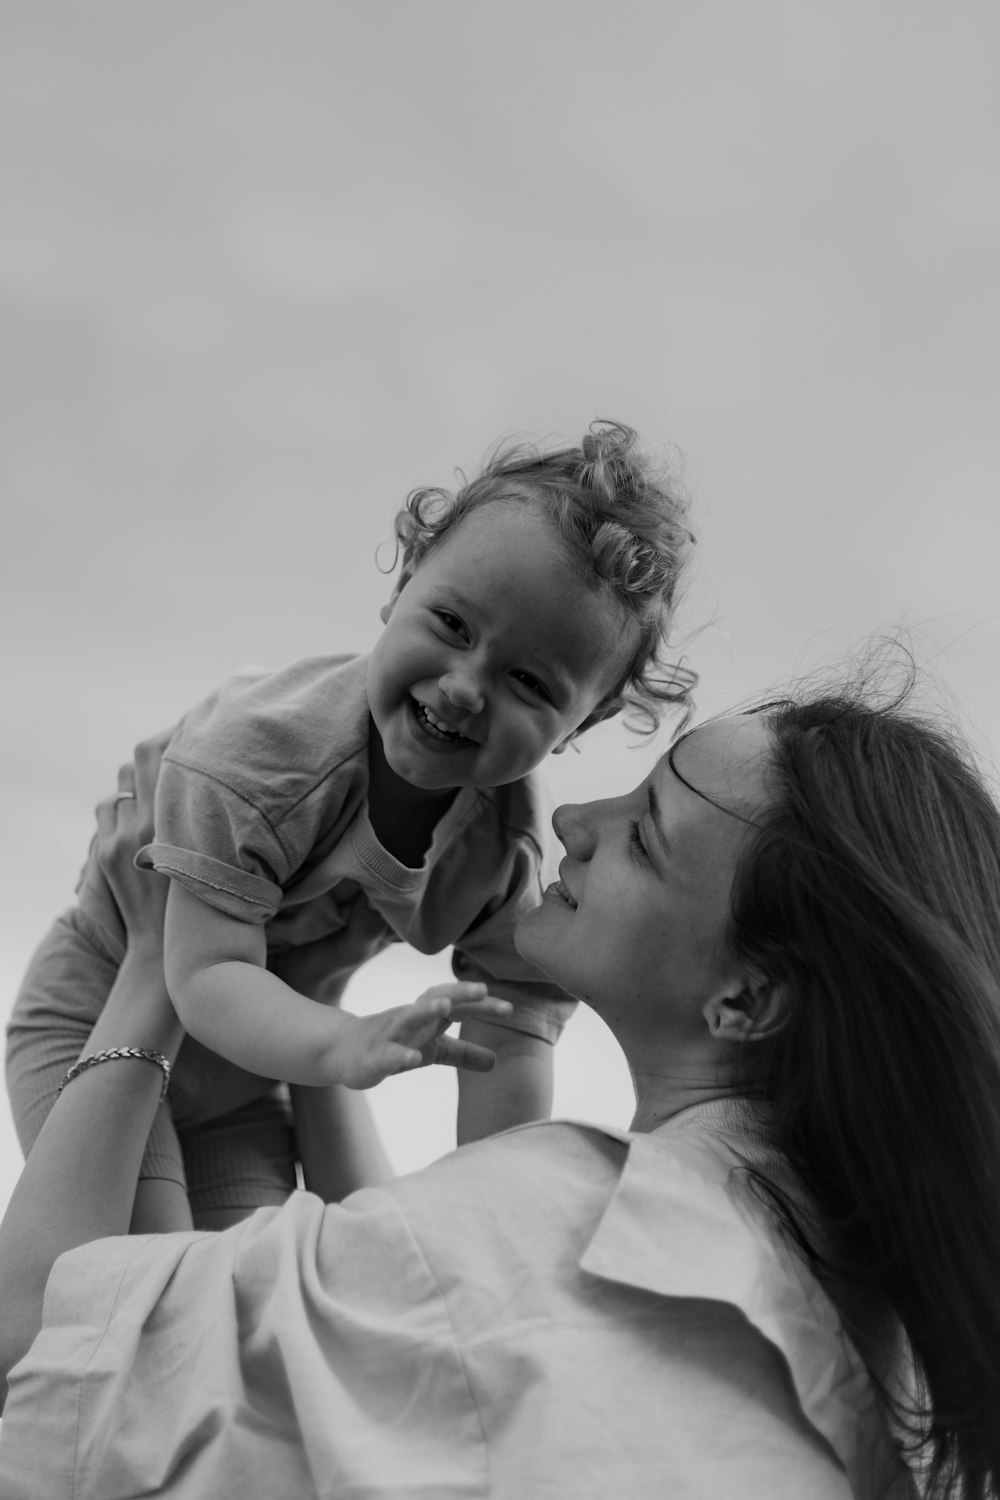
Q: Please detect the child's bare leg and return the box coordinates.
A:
[130,1177,193,1233]
[291,1083,394,1202]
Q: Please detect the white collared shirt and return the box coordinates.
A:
[0,1104,917,1498]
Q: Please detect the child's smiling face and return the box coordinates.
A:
[367,502,633,793]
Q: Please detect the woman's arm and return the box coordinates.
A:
[0,750,183,1405]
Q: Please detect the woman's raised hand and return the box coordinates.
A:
[95,731,172,949]
[332,983,514,1088]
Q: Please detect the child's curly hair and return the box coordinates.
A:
[390,420,697,738]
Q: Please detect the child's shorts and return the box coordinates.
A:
[6,906,297,1221]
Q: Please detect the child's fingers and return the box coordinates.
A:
[385,999,451,1050]
[411,983,513,1024]
[380,1042,425,1075]
[413,981,485,1010]
[384,1031,498,1074]
[446,996,514,1024]
[385,991,514,1058]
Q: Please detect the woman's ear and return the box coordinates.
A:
[702,973,786,1044]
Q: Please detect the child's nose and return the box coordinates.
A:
[439,669,485,715]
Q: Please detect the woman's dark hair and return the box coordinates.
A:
[728,673,1000,1498]
[389,420,696,738]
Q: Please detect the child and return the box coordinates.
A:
[7,420,695,1230]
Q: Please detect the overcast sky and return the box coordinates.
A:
[2,2,998,1208]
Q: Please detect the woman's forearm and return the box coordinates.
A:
[0,940,183,1404]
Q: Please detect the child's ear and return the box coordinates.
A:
[553,699,624,753]
[702,973,786,1044]
[379,572,410,625]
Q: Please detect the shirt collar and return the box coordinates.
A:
[572,1107,916,1499]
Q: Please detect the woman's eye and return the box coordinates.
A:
[628,820,648,860]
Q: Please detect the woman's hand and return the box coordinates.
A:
[97,732,171,951]
[89,733,183,1071]
[331,983,514,1089]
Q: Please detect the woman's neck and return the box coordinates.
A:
[629,1080,741,1133]
[619,1026,740,1133]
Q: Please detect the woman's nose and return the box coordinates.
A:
[552,800,598,859]
[439,668,485,716]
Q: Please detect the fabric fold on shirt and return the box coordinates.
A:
[576,1110,914,1500]
[0,1107,918,1499]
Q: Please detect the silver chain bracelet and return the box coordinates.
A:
[55,1047,171,1102]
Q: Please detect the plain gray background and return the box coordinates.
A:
[2,2,999,1212]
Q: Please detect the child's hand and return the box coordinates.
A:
[334,983,513,1088]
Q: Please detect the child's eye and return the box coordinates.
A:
[511,671,551,702]
[628,820,648,860]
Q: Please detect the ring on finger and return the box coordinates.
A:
[113,790,137,807]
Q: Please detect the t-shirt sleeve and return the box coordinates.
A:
[135,660,366,924]
[452,947,577,1044]
[139,754,288,921]
[0,1191,482,1500]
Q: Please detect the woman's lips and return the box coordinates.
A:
[544,879,578,909]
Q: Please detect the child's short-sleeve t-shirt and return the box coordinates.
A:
[136,653,576,1043]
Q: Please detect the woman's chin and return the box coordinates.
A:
[513,909,553,972]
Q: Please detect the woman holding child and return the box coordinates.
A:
[2,425,1000,1497]
[3,652,1000,1496]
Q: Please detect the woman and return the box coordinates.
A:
[2,668,999,1498]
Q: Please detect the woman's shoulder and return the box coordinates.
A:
[385,1116,915,1499]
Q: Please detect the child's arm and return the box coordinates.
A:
[276,930,395,1200]
[165,883,512,1089]
[455,1018,554,1145]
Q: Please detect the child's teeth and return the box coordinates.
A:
[420,704,462,739]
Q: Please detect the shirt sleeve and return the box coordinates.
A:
[452,946,577,1044]
[0,1191,484,1500]
[135,659,368,924]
